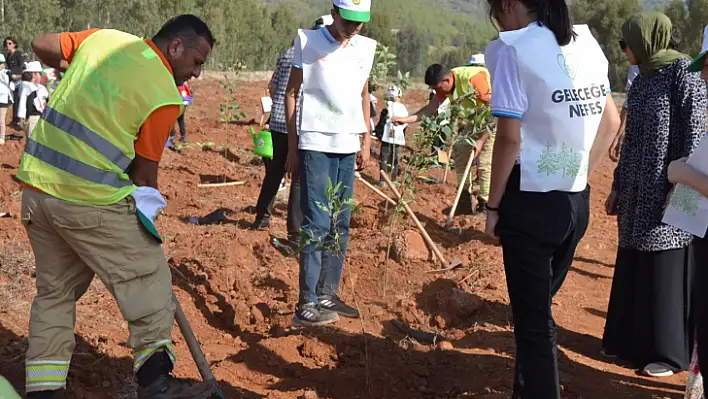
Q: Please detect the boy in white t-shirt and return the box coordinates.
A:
[379,86,408,185]
[17,61,49,139]
[285,0,376,327]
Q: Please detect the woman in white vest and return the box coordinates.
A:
[603,12,707,379]
[484,0,620,396]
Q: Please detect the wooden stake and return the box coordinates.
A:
[198,181,245,188]
[381,171,449,266]
[355,173,397,206]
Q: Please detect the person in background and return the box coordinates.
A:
[393,61,492,216]
[603,12,705,378]
[0,54,14,145]
[378,85,408,185]
[173,81,192,142]
[285,0,375,327]
[609,25,683,162]
[369,83,377,135]
[4,36,25,128]
[248,18,334,244]
[40,68,62,95]
[17,61,49,139]
[484,0,620,395]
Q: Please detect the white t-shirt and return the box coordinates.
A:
[293,27,373,154]
[382,101,408,145]
[18,82,49,119]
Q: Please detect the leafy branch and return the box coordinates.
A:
[298,179,360,258]
[219,75,248,124]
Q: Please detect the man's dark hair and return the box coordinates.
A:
[153,15,215,48]
[3,36,17,48]
[424,64,451,86]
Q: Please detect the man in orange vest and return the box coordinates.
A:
[393,57,493,215]
[20,15,216,399]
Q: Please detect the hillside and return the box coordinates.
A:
[261,0,487,19]
[262,0,671,19]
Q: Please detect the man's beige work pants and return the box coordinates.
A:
[451,131,496,202]
[21,189,176,393]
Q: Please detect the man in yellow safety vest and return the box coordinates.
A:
[393,57,493,215]
[16,15,216,399]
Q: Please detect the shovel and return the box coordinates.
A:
[443,145,482,231]
[380,171,462,272]
[172,293,225,399]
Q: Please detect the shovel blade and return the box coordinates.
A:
[428,257,463,273]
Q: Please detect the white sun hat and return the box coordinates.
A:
[23,61,43,73]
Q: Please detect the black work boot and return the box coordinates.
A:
[474,196,488,217]
[26,390,64,399]
[249,215,270,230]
[136,352,217,399]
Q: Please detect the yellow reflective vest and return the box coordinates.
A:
[17,29,183,205]
[449,66,491,109]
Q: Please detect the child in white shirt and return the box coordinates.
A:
[17,61,48,139]
[285,0,376,327]
[378,86,408,185]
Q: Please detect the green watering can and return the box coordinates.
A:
[250,127,273,159]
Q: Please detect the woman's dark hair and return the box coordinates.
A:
[487,0,575,46]
[3,36,17,48]
[21,72,32,81]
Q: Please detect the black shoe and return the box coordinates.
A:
[474,196,488,216]
[27,390,64,399]
[292,302,339,327]
[249,216,270,230]
[137,375,217,399]
[318,295,360,318]
[443,193,474,216]
[270,237,298,257]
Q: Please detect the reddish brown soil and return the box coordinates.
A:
[0,79,687,398]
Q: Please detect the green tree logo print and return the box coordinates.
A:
[537,143,583,178]
[669,184,701,215]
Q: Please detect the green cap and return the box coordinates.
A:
[334,0,371,23]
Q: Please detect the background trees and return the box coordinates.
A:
[1,0,705,91]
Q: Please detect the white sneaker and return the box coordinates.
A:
[0,138,5,145]
[642,363,674,377]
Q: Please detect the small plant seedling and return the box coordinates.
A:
[219,75,248,124]
[298,178,360,258]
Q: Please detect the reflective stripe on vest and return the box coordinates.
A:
[25,140,132,188]
[42,107,133,171]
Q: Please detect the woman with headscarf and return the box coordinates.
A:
[603,11,707,378]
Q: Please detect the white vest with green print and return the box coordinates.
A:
[500,23,609,192]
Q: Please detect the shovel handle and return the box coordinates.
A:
[446,147,480,227]
[380,171,448,265]
[355,173,397,206]
[172,293,216,382]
